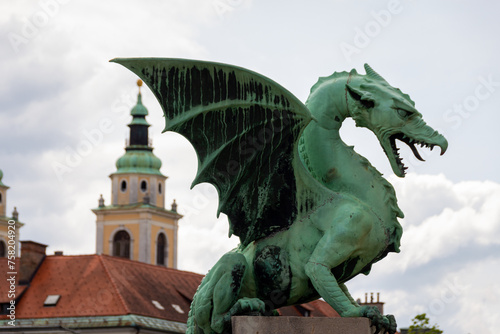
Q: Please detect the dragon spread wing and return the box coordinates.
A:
[111,58,313,246]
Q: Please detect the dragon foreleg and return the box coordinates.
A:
[304,206,397,334]
[340,283,360,307]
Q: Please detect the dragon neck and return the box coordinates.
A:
[299,72,404,220]
[300,71,356,183]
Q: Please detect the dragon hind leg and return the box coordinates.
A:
[210,253,267,333]
[189,252,265,334]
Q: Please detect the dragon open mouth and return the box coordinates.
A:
[389,133,437,176]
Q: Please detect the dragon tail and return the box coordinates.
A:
[186,299,195,334]
[186,269,217,334]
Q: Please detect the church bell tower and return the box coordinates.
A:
[93,80,182,267]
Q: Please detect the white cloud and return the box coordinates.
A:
[452,257,500,334]
[379,174,500,271]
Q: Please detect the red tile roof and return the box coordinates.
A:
[99,254,201,322]
[0,258,26,303]
[1,254,203,322]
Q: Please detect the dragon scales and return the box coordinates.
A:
[112,58,448,334]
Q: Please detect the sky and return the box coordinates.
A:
[1,0,500,332]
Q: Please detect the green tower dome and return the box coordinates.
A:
[115,150,163,175]
[0,169,6,187]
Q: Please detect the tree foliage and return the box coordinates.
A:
[408,313,443,334]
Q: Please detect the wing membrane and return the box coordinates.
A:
[111,58,312,245]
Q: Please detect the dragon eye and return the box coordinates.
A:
[397,109,412,119]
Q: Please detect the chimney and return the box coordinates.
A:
[19,240,47,284]
[359,292,385,315]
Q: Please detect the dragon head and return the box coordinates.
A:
[346,64,448,177]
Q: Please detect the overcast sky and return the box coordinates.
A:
[1,1,500,333]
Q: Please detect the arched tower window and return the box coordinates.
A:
[156,232,168,266]
[0,240,5,257]
[0,191,3,204]
[113,230,131,259]
[158,182,162,194]
[140,180,148,192]
[120,180,127,192]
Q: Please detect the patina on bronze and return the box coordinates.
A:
[112,58,448,334]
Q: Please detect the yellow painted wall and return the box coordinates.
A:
[156,192,164,209]
[167,227,175,267]
[103,212,140,222]
[151,214,176,225]
[101,210,174,224]
[155,179,164,208]
[102,224,114,256]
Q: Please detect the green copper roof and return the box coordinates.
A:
[114,149,163,176]
[129,116,150,126]
[131,93,148,116]
[0,169,7,188]
[0,314,186,332]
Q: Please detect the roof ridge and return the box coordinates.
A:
[100,254,204,278]
[98,255,130,314]
[47,253,96,258]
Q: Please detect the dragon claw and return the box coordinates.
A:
[231,297,266,315]
[357,306,397,334]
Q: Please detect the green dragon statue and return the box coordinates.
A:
[112,58,448,334]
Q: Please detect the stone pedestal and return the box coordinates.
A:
[232,316,376,334]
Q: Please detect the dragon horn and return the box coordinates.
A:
[364,64,388,83]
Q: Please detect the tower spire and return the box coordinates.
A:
[127,80,151,150]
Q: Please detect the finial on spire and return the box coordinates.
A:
[137,79,143,93]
